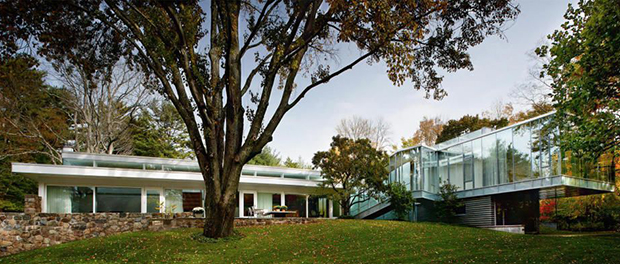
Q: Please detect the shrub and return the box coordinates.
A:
[387,182,415,221]
[435,183,463,223]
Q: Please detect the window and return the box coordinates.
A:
[146,190,160,213]
[472,139,483,189]
[530,120,543,178]
[243,193,255,217]
[95,187,141,213]
[513,124,532,181]
[308,196,330,218]
[285,194,306,217]
[447,145,464,190]
[165,189,203,213]
[496,129,513,183]
[462,142,474,189]
[422,150,438,193]
[47,186,93,213]
[482,134,498,187]
[164,189,183,213]
[182,190,203,211]
[272,193,281,207]
[438,152,449,185]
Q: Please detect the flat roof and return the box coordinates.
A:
[61,152,322,179]
[12,163,325,188]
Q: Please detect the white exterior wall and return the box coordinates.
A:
[16,163,334,217]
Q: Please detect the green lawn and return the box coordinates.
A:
[2,220,620,263]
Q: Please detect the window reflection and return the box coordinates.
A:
[96,187,141,213]
[513,124,531,181]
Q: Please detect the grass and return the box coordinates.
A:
[2,220,620,263]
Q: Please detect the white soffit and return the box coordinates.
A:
[12,163,322,188]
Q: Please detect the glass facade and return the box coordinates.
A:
[146,190,160,213]
[95,187,141,213]
[47,186,93,213]
[384,113,615,195]
[164,189,203,213]
[308,196,330,218]
[164,189,184,213]
[285,194,306,217]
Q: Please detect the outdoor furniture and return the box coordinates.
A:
[264,210,298,218]
[254,208,270,218]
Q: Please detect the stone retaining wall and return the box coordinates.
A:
[0,212,319,256]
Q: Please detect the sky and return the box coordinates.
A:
[265,0,576,163]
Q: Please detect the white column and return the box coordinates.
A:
[38,182,46,213]
[92,186,97,213]
[280,192,285,206]
[159,188,166,213]
[328,200,333,218]
[305,195,309,218]
[140,188,147,213]
[239,191,244,217]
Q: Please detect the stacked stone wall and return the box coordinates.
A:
[0,212,319,256]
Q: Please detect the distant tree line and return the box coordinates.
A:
[0,55,191,211]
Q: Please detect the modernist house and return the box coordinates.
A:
[11,111,615,233]
[351,112,616,233]
[12,152,339,218]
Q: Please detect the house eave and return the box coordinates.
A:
[12,163,327,189]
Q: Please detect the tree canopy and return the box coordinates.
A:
[131,99,193,159]
[247,145,282,167]
[312,136,388,216]
[537,0,620,159]
[399,116,444,148]
[0,55,67,211]
[436,115,508,144]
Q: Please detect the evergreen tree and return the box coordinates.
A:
[247,146,281,167]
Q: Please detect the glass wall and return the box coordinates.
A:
[381,113,613,203]
[96,187,141,213]
[164,189,203,213]
[164,189,184,213]
[257,192,273,211]
[482,134,498,187]
[388,148,423,191]
[47,186,93,213]
[272,193,281,207]
[472,138,483,188]
[438,152,449,186]
[285,194,306,217]
[422,149,438,193]
[512,124,532,181]
[243,193,254,217]
[463,141,474,189]
[496,129,513,183]
[146,190,160,213]
[530,120,543,178]
[447,145,464,190]
[308,196,330,218]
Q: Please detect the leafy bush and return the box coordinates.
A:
[435,183,463,223]
[387,182,415,221]
[548,192,620,231]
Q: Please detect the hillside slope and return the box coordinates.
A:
[2,220,619,263]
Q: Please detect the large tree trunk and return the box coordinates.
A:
[202,163,243,238]
[203,195,237,238]
[341,198,350,216]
